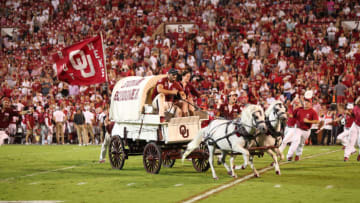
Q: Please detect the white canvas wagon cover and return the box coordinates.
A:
[109,75,166,122]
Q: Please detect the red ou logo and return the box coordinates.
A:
[179,125,189,138]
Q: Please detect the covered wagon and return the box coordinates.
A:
[109,75,210,173]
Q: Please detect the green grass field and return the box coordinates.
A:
[0,145,359,203]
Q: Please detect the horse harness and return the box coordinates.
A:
[205,111,264,150]
[265,106,286,146]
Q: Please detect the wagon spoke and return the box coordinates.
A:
[109,136,126,170]
[143,143,162,174]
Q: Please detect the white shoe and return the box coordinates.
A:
[78,143,82,146]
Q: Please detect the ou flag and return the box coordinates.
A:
[52,35,107,85]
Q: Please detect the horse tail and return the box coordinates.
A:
[182,126,208,163]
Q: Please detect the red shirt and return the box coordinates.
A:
[181,82,200,98]
[345,114,355,128]
[24,114,35,129]
[353,105,360,126]
[286,105,297,127]
[151,77,184,102]
[0,108,19,128]
[35,111,45,124]
[218,103,241,120]
[294,107,319,130]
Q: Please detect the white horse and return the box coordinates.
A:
[182,104,267,179]
[232,101,287,177]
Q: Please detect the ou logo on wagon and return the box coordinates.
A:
[179,125,189,138]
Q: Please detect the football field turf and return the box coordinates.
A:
[0,145,359,203]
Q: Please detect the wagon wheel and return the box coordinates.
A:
[192,142,210,172]
[143,142,162,174]
[162,156,176,168]
[108,136,126,170]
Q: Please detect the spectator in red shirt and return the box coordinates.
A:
[25,107,35,144]
[217,91,241,120]
[0,97,24,145]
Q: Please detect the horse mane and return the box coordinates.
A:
[265,100,283,117]
[241,104,260,121]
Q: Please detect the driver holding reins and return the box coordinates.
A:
[152,69,187,120]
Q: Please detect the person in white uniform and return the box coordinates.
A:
[336,103,354,149]
[344,97,360,161]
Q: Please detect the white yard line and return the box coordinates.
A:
[1,166,77,182]
[77,182,87,185]
[1,147,100,182]
[1,147,99,158]
[182,149,341,203]
[0,201,64,203]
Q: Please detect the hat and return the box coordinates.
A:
[229,91,238,96]
[346,103,354,110]
[304,90,313,100]
[168,68,178,75]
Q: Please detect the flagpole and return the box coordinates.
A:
[100,32,108,82]
[100,32,111,102]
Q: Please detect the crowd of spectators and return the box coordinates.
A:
[1,0,360,145]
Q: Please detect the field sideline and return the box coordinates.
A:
[0,145,359,203]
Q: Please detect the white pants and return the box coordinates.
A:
[279,126,296,153]
[152,93,180,117]
[337,128,350,147]
[344,123,360,158]
[99,132,111,161]
[0,130,9,145]
[287,128,310,159]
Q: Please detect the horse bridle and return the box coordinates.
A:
[272,103,286,120]
[252,110,265,128]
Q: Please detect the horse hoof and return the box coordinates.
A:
[227,171,232,176]
[213,177,219,180]
[241,165,246,170]
[232,175,238,179]
[276,171,281,175]
[254,174,260,178]
[270,162,274,166]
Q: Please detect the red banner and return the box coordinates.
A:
[52,35,107,85]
